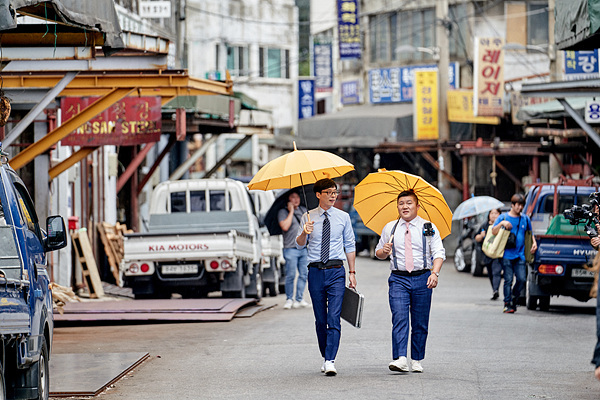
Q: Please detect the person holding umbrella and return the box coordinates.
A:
[278,190,310,309]
[296,178,357,376]
[375,189,445,373]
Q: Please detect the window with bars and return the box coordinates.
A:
[226,45,250,77]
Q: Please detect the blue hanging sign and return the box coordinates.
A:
[298,79,315,119]
[337,0,361,59]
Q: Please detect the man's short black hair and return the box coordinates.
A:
[397,189,418,205]
[511,193,525,205]
[314,178,337,194]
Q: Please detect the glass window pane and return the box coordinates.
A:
[379,15,390,61]
[399,11,411,62]
[209,190,228,211]
[189,191,206,212]
[259,47,265,77]
[390,13,398,61]
[423,9,435,54]
[226,46,235,72]
[369,17,378,62]
[527,3,549,46]
[267,48,281,78]
[412,11,423,61]
[170,192,187,213]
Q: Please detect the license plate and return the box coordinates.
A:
[162,264,198,275]
[571,268,595,278]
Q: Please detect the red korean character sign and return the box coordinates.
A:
[473,37,504,117]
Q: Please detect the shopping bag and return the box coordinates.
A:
[524,231,535,264]
[481,226,510,259]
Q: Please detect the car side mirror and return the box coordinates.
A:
[45,215,68,251]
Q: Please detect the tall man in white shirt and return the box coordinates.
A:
[296,178,356,376]
[375,190,445,373]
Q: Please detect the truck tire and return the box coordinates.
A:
[470,248,484,276]
[262,259,279,297]
[526,278,539,310]
[222,261,246,299]
[245,265,263,300]
[538,296,550,311]
[37,338,49,400]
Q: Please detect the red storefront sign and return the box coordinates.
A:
[60,97,162,146]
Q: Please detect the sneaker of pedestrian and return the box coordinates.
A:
[283,299,293,309]
[388,356,409,372]
[411,360,423,373]
[503,303,515,313]
[491,291,499,300]
[324,360,337,376]
[293,299,311,308]
[321,359,326,373]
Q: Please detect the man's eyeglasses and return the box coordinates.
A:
[321,190,340,196]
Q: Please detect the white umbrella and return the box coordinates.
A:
[452,196,504,220]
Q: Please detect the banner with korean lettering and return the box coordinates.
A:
[369,63,459,104]
[298,79,315,119]
[341,81,360,105]
[413,69,439,140]
[61,97,162,146]
[314,43,333,92]
[447,90,500,125]
[473,37,504,117]
[337,0,361,59]
[564,50,598,81]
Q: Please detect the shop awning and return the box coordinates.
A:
[555,0,600,50]
[516,97,590,121]
[297,103,413,149]
[0,0,124,52]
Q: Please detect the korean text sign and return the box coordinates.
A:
[337,0,361,59]
[413,69,439,140]
[564,50,598,80]
[447,90,500,125]
[61,97,162,146]
[341,81,360,105]
[298,79,315,120]
[314,43,333,91]
[474,37,504,117]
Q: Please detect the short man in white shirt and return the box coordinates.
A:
[375,190,445,373]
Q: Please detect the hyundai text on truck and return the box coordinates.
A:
[0,143,67,399]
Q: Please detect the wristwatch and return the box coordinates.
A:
[433,271,440,277]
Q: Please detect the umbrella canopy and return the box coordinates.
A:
[247,142,354,191]
[452,196,504,221]
[263,185,319,235]
[353,169,453,239]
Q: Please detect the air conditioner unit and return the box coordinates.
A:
[257,144,269,166]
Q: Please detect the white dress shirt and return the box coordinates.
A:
[375,215,446,271]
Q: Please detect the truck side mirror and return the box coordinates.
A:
[45,215,68,251]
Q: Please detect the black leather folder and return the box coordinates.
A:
[341,287,364,328]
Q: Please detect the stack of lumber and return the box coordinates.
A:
[50,283,81,314]
[97,222,132,287]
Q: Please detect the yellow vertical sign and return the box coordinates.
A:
[413,69,439,140]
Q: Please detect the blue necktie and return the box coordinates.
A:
[321,212,330,263]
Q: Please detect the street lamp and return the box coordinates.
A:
[394,45,441,61]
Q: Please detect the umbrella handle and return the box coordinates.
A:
[388,234,394,244]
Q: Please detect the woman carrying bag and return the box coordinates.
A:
[475,208,503,300]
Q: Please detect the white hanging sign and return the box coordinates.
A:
[139,1,171,18]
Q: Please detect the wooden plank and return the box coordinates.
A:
[71,230,104,298]
[96,223,120,285]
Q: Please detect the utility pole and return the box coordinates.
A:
[436,0,451,190]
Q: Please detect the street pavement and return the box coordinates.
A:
[53,256,600,400]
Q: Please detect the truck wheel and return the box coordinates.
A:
[538,296,550,311]
[526,279,539,310]
[245,265,263,300]
[37,338,49,400]
[470,249,484,276]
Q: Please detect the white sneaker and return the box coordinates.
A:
[321,359,326,373]
[283,299,293,309]
[411,359,423,373]
[388,356,409,372]
[324,360,337,376]
[293,299,311,308]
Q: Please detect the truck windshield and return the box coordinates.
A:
[0,226,22,280]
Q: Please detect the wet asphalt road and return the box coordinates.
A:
[52,255,600,400]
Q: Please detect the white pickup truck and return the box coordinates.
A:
[121,179,264,299]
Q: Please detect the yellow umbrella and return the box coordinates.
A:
[247,142,354,191]
[353,169,453,239]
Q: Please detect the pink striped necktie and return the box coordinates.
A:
[404,222,414,272]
